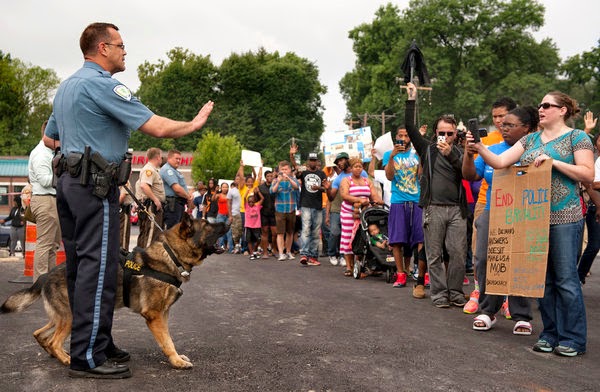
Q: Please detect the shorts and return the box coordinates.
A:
[260,213,276,227]
[275,212,296,234]
[388,202,424,247]
[245,227,261,243]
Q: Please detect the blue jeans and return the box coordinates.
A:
[578,205,600,283]
[321,209,330,255]
[327,212,341,257]
[538,220,586,352]
[300,207,323,258]
[216,213,233,252]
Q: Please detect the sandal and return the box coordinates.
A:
[473,314,497,331]
[344,270,352,277]
[513,320,533,336]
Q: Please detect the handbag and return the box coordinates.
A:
[24,205,36,224]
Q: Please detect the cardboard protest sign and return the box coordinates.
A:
[485,160,552,298]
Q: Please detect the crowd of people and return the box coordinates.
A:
[7,22,597,379]
[132,82,593,360]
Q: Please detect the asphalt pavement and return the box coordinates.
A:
[0,246,599,392]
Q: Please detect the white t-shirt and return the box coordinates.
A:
[227,187,242,216]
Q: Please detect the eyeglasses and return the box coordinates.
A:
[501,122,524,129]
[438,132,454,136]
[103,42,125,50]
[537,102,562,110]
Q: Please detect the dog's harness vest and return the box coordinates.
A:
[119,247,182,308]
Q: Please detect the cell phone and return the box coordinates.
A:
[437,135,446,144]
[394,139,404,146]
[468,118,480,143]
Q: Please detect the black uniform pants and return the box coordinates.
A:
[163,197,185,229]
[56,174,120,370]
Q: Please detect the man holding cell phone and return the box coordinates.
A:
[383,127,423,291]
[404,82,469,309]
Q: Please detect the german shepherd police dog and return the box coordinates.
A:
[1,214,228,369]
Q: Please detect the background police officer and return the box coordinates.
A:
[160,149,191,229]
[44,22,213,379]
[135,147,165,247]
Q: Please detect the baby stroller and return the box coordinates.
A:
[351,204,396,282]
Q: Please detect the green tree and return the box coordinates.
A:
[0,52,26,154]
[191,130,242,183]
[131,47,218,152]
[217,48,327,164]
[561,40,600,129]
[133,47,326,167]
[340,0,561,130]
[0,52,59,155]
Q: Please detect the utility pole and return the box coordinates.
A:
[357,112,396,135]
[380,111,396,136]
[344,118,360,130]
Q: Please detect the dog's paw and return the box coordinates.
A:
[169,355,193,369]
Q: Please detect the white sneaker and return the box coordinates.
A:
[338,256,346,266]
[278,254,287,261]
[286,253,295,260]
[329,256,338,266]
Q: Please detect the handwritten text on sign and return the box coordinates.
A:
[486,162,551,298]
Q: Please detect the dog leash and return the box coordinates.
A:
[122,184,165,234]
[122,184,189,278]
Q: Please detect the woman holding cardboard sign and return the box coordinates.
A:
[463,106,538,335]
[469,92,594,357]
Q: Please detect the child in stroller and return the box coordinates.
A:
[368,223,389,250]
[351,205,396,281]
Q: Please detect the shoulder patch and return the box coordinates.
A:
[145,170,152,177]
[113,84,132,101]
[167,169,174,176]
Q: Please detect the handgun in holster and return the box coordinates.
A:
[51,147,65,188]
[90,151,118,199]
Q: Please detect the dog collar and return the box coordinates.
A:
[163,241,190,278]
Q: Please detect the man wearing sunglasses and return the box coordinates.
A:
[404,82,469,309]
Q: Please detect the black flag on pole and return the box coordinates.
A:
[401,40,430,86]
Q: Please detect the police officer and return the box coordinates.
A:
[43,22,213,379]
[160,149,191,229]
[135,147,165,248]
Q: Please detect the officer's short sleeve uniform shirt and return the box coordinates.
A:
[160,162,187,198]
[138,162,166,202]
[45,61,153,163]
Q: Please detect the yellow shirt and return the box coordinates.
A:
[239,179,259,213]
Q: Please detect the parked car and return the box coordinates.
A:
[0,221,11,248]
[129,210,138,225]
